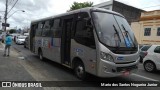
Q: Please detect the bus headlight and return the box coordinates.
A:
[100,52,114,62]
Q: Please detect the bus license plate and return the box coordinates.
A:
[123,71,130,76]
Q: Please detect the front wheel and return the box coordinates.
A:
[144,61,156,72]
[74,61,86,80]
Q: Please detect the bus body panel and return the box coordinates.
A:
[70,39,97,75]
[98,43,140,64]
[96,43,139,77]
[35,37,61,63]
[97,58,139,77]
[41,37,52,59]
[50,38,61,63]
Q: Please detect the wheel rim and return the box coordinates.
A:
[76,65,84,78]
[145,62,154,72]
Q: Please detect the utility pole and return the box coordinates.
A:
[4,0,8,32]
[0,16,1,30]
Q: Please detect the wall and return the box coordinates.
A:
[131,22,141,44]
[141,20,160,45]
[131,20,160,45]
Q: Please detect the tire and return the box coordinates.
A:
[74,61,86,80]
[143,61,156,72]
[38,50,44,60]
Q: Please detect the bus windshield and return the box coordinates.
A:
[92,12,138,48]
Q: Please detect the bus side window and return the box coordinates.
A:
[51,18,62,38]
[31,24,38,37]
[74,12,95,49]
[42,20,51,37]
[36,22,44,36]
[50,19,54,27]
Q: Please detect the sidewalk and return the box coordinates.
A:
[0,42,19,57]
[0,43,64,90]
[0,42,35,81]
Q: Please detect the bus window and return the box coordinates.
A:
[36,22,44,36]
[50,19,54,27]
[51,19,62,38]
[54,19,60,28]
[42,20,51,37]
[31,24,38,37]
[75,12,95,48]
[30,23,38,52]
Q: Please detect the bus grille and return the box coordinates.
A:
[116,65,137,72]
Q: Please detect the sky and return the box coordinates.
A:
[0,0,160,30]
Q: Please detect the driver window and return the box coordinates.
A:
[75,12,95,48]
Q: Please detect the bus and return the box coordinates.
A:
[29,7,139,79]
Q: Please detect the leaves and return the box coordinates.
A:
[69,2,93,11]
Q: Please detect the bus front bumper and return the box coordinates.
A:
[97,58,139,77]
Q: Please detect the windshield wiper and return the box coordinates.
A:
[113,25,122,48]
[113,25,121,42]
[121,24,136,48]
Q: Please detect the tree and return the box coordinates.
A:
[69,2,93,11]
[9,29,16,34]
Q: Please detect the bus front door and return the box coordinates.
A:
[61,18,73,66]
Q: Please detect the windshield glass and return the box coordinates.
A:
[114,15,138,47]
[92,12,138,48]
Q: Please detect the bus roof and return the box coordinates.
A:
[31,7,124,24]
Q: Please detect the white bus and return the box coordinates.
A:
[29,7,139,79]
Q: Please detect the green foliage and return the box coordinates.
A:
[69,2,93,11]
[9,29,16,34]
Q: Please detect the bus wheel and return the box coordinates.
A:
[74,61,86,80]
[38,50,44,60]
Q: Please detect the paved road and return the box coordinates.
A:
[10,43,160,90]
